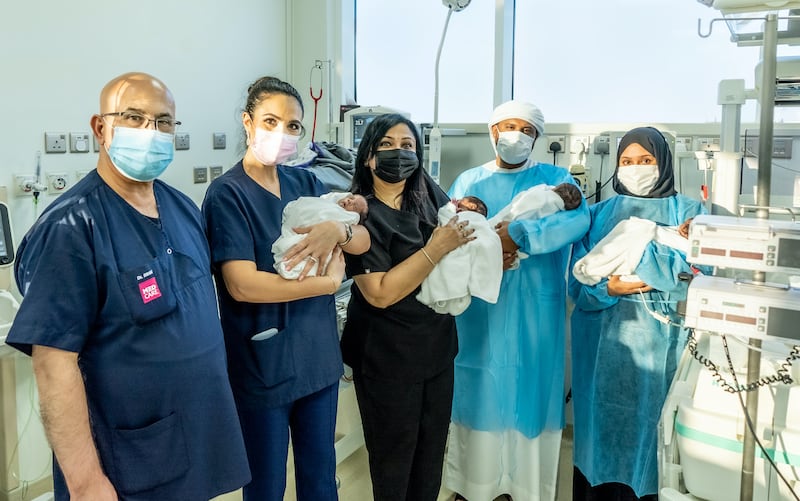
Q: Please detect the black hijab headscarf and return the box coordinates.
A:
[612,126,677,199]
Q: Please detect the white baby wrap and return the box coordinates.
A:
[272,192,361,279]
[487,183,565,227]
[572,216,689,285]
[487,183,565,267]
[416,202,503,315]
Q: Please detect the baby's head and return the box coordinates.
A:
[552,183,582,210]
[455,195,488,217]
[338,194,369,223]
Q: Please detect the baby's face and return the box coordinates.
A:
[338,194,367,215]
[456,198,480,213]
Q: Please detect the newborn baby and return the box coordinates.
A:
[272,192,367,279]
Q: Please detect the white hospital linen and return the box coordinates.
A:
[572,217,689,285]
[416,202,503,315]
[272,192,361,279]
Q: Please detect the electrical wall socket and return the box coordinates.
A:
[76,170,91,181]
[193,166,208,184]
[594,135,610,155]
[175,133,190,151]
[696,137,720,152]
[45,132,67,153]
[70,133,91,153]
[570,135,589,154]
[210,165,223,181]
[213,132,226,150]
[547,136,566,154]
[47,173,68,194]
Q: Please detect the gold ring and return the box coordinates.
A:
[309,256,319,263]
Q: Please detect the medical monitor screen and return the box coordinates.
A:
[351,114,379,149]
[768,306,800,341]
[0,203,13,267]
[778,238,800,269]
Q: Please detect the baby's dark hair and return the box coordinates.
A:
[456,195,488,217]
[552,183,582,210]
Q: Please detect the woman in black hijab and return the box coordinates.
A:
[568,126,706,500]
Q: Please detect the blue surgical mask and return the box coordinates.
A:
[107,127,175,181]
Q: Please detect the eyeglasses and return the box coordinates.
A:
[101,111,181,133]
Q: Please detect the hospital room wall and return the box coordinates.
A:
[1,0,290,249]
[0,0,290,496]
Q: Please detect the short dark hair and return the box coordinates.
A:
[457,196,488,217]
[553,182,582,210]
[350,114,438,226]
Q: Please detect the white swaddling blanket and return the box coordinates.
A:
[486,184,565,267]
[416,202,503,315]
[487,184,565,227]
[272,192,361,279]
[572,217,689,286]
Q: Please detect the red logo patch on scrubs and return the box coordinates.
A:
[139,277,162,304]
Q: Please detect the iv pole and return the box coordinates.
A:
[739,12,777,501]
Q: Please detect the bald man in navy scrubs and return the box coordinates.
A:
[7,72,250,500]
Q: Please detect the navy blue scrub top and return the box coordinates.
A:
[7,171,250,500]
[202,161,343,409]
[341,192,458,383]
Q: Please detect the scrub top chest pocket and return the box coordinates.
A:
[118,256,177,325]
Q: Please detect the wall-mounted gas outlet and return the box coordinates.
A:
[213,132,226,150]
[70,133,91,153]
[45,132,67,153]
[175,133,190,151]
[15,175,47,197]
[547,136,566,154]
[210,165,223,181]
[47,172,69,194]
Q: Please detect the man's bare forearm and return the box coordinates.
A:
[32,345,116,498]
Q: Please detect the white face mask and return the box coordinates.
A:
[616,164,659,196]
[495,130,534,165]
[250,127,299,166]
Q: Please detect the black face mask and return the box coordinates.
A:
[374,149,419,183]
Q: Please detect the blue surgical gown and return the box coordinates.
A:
[568,193,706,498]
[7,171,250,500]
[448,160,590,436]
[202,162,343,409]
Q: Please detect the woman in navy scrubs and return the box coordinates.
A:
[202,77,369,501]
[340,114,474,501]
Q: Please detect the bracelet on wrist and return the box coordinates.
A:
[338,223,353,247]
[420,247,436,266]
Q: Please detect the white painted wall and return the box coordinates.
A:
[0,0,290,490]
[1,0,289,244]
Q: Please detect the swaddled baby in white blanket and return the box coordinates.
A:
[272,192,367,279]
[489,182,584,268]
[417,182,582,314]
[571,216,690,286]
[416,199,503,315]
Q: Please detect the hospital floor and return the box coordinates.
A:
[212,426,574,501]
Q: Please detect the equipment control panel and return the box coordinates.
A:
[684,275,800,342]
[687,215,800,273]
